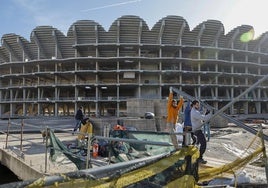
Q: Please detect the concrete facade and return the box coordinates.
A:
[0,15,267,118]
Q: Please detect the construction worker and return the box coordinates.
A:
[166,87,184,132]
[191,100,212,164]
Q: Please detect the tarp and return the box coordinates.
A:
[49,129,86,170]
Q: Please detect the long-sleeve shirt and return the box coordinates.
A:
[190,108,211,131]
[75,109,84,120]
[167,92,184,125]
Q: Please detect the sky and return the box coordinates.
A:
[1,0,268,41]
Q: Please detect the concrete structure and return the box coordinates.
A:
[0,132,78,181]
[0,15,268,118]
[0,148,43,180]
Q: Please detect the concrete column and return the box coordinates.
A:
[95,88,99,117]
[244,102,248,114]
[55,103,58,116]
[54,87,58,116]
[23,89,26,116]
[117,102,120,117]
[256,102,261,114]
[117,86,120,117]
[10,89,13,117]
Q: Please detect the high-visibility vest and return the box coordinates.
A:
[92,142,98,158]
[113,124,126,130]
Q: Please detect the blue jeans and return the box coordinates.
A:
[73,119,81,132]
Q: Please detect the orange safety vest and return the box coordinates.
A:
[113,124,126,130]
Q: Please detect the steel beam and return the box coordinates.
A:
[172,74,268,141]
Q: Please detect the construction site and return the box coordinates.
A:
[0,15,267,120]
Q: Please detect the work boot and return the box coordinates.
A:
[198,158,207,164]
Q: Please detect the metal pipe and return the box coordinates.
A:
[207,74,268,118]
[5,118,10,149]
[259,124,268,184]
[171,74,268,141]
[93,135,173,146]
[20,119,24,151]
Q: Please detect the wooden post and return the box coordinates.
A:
[5,118,11,149]
[45,127,49,173]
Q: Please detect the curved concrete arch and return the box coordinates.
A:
[68,20,102,44]
[109,15,149,44]
[17,36,35,61]
[0,46,9,63]
[31,26,62,59]
[225,25,253,49]
[253,32,268,53]
[192,20,225,47]
[151,16,190,45]
[2,34,25,62]
[1,16,268,60]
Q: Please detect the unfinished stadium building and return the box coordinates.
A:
[0,15,267,118]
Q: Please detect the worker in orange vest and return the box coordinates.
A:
[113,119,126,130]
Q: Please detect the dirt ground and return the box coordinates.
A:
[201,123,268,185]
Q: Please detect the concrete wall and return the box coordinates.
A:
[0,149,42,180]
[127,99,155,117]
